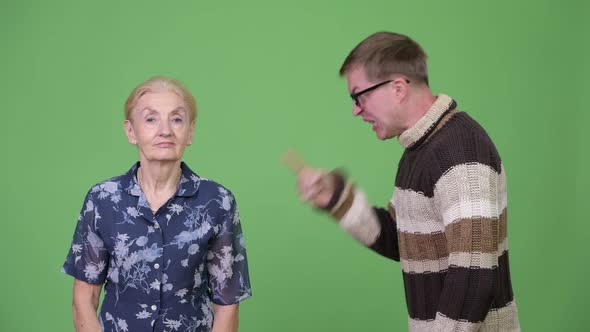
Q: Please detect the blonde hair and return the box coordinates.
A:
[339,32,429,85]
[124,76,197,122]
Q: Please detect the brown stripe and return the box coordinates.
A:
[499,208,508,240]
[399,231,449,261]
[398,209,507,260]
[332,184,355,220]
[445,209,507,254]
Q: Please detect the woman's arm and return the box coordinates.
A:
[212,304,239,332]
[72,279,102,332]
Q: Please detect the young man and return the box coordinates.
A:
[296,32,520,331]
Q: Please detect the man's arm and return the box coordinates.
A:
[297,167,399,261]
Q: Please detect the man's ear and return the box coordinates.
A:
[392,77,410,100]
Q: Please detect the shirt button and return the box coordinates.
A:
[154,263,160,269]
[151,305,157,311]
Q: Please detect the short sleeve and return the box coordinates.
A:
[206,192,252,305]
[62,190,109,285]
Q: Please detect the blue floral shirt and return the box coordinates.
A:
[62,162,252,332]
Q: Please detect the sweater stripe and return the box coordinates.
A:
[435,163,507,227]
[398,213,508,262]
[391,188,444,234]
[403,251,514,321]
[338,190,381,246]
[401,238,509,273]
[409,300,519,332]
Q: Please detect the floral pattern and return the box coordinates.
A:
[62,162,251,332]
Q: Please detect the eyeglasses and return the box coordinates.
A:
[350,79,410,107]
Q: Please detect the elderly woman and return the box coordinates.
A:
[62,77,252,332]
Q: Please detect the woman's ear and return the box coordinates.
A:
[124,120,137,145]
[187,120,195,146]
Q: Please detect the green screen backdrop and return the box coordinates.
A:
[1,0,587,331]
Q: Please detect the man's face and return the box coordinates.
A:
[346,67,406,140]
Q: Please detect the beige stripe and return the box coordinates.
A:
[434,163,507,227]
[480,301,521,332]
[409,312,478,331]
[448,249,502,270]
[387,202,396,221]
[399,94,454,148]
[391,188,445,234]
[401,257,449,274]
[391,167,508,235]
[339,190,381,246]
[408,315,475,332]
[408,301,520,332]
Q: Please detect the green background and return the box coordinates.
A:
[1,0,587,330]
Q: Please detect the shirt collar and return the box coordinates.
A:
[124,161,201,198]
[398,94,457,149]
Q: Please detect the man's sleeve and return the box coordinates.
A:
[329,179,399,261]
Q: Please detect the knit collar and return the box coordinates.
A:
[398,94,456,149]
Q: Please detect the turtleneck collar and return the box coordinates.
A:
[398,94,457,149]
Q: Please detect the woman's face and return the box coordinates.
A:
[125,90,194,163]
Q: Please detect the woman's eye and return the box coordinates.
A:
[146,118,156,123]
[172,118,184,123]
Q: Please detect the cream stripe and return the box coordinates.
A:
[434,163,507,227]
[399,94,454,148]
[401,239,509,273]
[401,256,449,274]
[433,312,478,331]
[499,238,509,255]
[449,251,498,270]
[391,188,445,234]
[409,313,478,331]
[339,190,381,246]
[408,301,520,332]
[480,301,521,332]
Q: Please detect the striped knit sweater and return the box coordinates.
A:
[330,94,520,331]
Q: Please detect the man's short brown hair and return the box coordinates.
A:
[339,32,429,85]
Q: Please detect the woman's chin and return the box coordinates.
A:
[144,153,182,163]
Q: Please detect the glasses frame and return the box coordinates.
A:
[350,78,410,107]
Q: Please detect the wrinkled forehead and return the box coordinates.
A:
[134,89,187,113]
